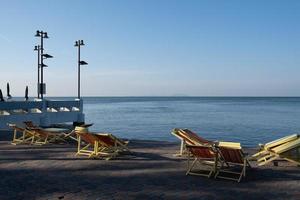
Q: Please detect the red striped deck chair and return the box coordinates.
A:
[171,128,211,156]
[76,130,129,159]
[30,128,66,145]
[215,142,251,182]
[23,121,66,145]
[186,144,219,178]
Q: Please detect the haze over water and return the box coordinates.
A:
[80,97,300,147]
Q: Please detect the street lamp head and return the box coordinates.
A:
[35,30,41,37]
[80,40,84,46]
[42,53,53,59]
[79,60,88,65]
[41,63,48,67]
[74,41,79,47]
[44,32,49,39]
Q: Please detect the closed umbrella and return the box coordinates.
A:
[25,86,29,101]
[0,89,4,101]
[7,82,12,99]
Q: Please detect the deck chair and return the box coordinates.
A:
[76,131,129,159]
[252,135,300,166]
[252,134,299,166]
[215,142,251,182]
[8,123,34,145]
[23,121,66,145]
[171,128,211,156]
[186,144,219,178]
[29,128,67,145]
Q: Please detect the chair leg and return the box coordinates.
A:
[243,160,247,177]
[11,129,18,144]
[77,135,81,154]
[186,158,198,175]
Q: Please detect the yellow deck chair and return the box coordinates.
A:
[76,128,129,159]
[215,142,251,182]
[8,123,34,145]
[252,134,300,166]
[28,128,66,145]
[23,121,66,145]
[255,136,300,166]
[171,128,211,156]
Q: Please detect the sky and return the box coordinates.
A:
[0,0,299,97]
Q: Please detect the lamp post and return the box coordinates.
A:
[34,30,53,99]
[74,40,88,99]
[34,45,41,98]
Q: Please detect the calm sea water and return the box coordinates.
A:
[78,97,300,147]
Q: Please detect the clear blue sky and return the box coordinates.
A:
[0,0,299,97]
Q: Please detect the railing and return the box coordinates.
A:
[0,101,43,111]
[0,100,84,129]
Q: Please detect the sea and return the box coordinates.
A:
[70,97,300,147]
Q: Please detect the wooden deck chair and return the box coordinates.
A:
[186,144,219,178]
[215,142,250,182]
[37,128,67,145]
[254,136,300,166]
[24,127,64,145]
[23,121,66,145]
[252,134,299,162]
[76,131,129,159]
[94,133,130,153]
[8,123,34,145]
[171,128,211,156]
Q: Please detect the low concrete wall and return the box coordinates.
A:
[0,99,85,130]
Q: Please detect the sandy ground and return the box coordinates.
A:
[0,131,300,200]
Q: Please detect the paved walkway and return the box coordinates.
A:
[0,140,299,200]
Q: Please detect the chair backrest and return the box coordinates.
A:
[264,134,298,150]
[186,144,216,159]
[172,128,210,146]
[94,134,116,147]
[271,137,300,154]
[78,132,99,145]
[75,126,89,133]
[33,128,51,138]
[218,146,244,164]
[23,121,37,128]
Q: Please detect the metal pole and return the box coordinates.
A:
[37,46,40,98]
[40,33,44,99]
[78,41,81,99]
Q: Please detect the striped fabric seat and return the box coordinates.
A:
[215,143,251,182]
[186,144,218,178]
